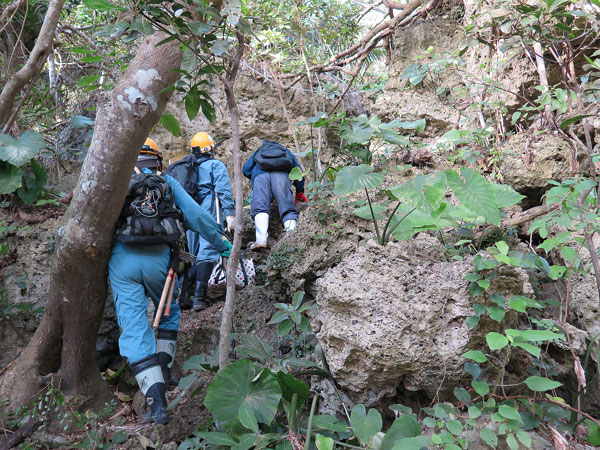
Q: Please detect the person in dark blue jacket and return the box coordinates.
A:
[108,138,231,425]
[242,140,307,249]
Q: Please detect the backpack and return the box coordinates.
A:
[166,155,201,203]
[254,141,294,172]
[115,173,185,245]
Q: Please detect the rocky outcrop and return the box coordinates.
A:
[498,132,571,208]
[313,234,533,405]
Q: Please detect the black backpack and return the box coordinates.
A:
[166,155,201,203]
[254,140,294,172]
[115,173,184,245]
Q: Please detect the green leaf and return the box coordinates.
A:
[491,183,525,207]
[17,159,47,204]
[334,165,385,195]
[560,114,594,129]
[185,87,201,121]
[519,329,564,342]
[212,39,230,56]
[0,162,22,194]
[238,401,259,434]
[0,132,45,167]
[188,21,212,35]
[380,416,422,450]
[486,332,509,351]
[200,98,216,123]
[498,405,522,423]
[278,319,294,336]
[445,168,501,225]
[204,359,282,426]
[76,74,101,87]
[341,115,375,144]
[513,342,541,358]
[477,279,491,290]
[315,434,333,450]
[462,351,487,363]
[523,376,562,392]
[468,406,481,419]
[587,420,600,446]
[198,431,237,446]
[181,47,198,73]
[508,297,527,313]
[390,436,431,450]
[496,241,509,255]
[310,415,348,433]
[471,380,489,396]
[276,371,310,405]
[289,167,303,181]
[506,433,519,450]
[232,434,256,450]
[453,387,471,403]
[353,204,386,221]
[480,428,497,447]
[160,113,180,136]
[446,420,463,436]
[81,0,126,11]
[235,334,273,362]
[517,429,532,448]
[465,315,479,330]
[488,307,505,323]
[350,404,383,445]
[267,310,289,324]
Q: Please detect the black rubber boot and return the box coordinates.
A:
[192,261,215,312]
[156,328,178,388]
[131,354,168,425]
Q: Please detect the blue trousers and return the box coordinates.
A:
[108,242,180,363]
[187,194,221,264]
[251,172,298,222]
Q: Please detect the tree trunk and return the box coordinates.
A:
[219,32,245,370]
[0,32,182,410]
[0,0,65,129]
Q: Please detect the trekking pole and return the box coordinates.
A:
[153,268,175,329]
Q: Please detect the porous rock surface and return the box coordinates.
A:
[499,132,571,207]
[313,234,532,405]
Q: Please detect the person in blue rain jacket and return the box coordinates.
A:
[108,137,231,425]
[243,140,307,249]
[184,132,235,312]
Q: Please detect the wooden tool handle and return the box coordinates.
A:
[153,268,174,329]
[164,273,176,317]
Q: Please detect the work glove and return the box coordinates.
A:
[220,239,232,258]
[226,216,235,233]
[295,192,308,204]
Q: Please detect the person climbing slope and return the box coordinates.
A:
[167,132,235,312]
[242,140,307,249]
[108,138,231,425]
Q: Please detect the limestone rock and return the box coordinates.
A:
[499,133,571,208]
[313,234,533,405]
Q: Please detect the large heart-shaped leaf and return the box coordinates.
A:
[341,115,375,144]
[0,162,22,194]
[380,415,422,450]
[334,165,384,195]
[350,404,382,445]
[204,359,282,427]
[445,168,500,225]
[0,131,45,167]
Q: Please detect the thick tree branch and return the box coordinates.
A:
[0,0,66,128]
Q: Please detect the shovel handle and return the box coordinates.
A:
[153,268,174,329]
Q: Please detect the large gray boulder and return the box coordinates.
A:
[313,234,533,405]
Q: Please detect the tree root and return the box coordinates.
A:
[0,419,41,450]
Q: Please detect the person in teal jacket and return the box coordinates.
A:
[185,132,235,312]
[108,138,231,425]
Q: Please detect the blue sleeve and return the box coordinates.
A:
[243,152,255,179]
[164,174,226,252]
[288,151,305,193]
[213,161,235,216]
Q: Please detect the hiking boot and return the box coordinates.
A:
[192,262,214,312]
[131,354,168,425]
[283,219,297,232]
[156,328,178,387]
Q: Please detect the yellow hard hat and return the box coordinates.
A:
[190,132,216,154]
[141,138,162,158]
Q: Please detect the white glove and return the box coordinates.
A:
[226,216,235,233]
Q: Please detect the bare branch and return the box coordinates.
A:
[0,0,66,128]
